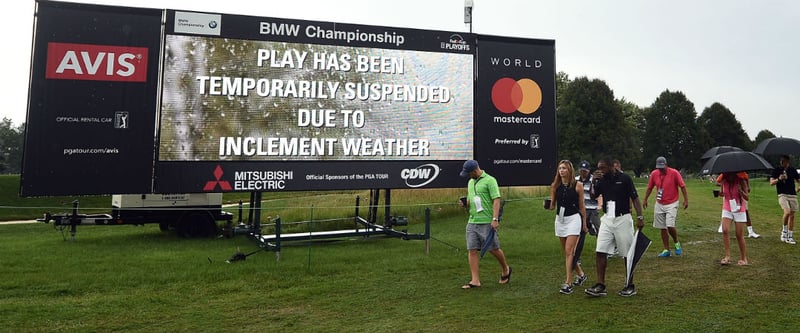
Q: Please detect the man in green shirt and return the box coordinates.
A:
[459,160,512,289]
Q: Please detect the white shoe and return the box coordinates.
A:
[787,237,797,245]
[781,231,788,242]
[749,232,761,238]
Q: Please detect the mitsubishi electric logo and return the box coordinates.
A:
[204,165,232,191]
[401,164,440,188]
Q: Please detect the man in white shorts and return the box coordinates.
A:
[585,157,645,297]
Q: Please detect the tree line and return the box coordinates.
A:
[556,72,778,177]
[0,73,781,175]
[0,118,23,174]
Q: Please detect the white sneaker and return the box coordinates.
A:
[787,237,797,245]
[749,232,761,238]
[781,231,788,242]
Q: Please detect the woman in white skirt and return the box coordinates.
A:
[546,160,588,294]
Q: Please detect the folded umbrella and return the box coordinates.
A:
[625,228,652,287]
[480,200,505,258]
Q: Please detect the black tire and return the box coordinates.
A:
[176,211,218,238]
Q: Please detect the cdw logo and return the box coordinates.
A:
[45,42,148,82]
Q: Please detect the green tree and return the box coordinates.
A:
[643,90,709,172]
[753,129,776,146]
[555,71,571,110]
[556,77,635,166]
[0,118,24,174]
[618,98,646,176]
[697,102,753,150]
[752,129,782,166]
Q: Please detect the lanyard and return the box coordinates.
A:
[472,176,482,195]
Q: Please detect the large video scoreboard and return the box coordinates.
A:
[22,0,555,196]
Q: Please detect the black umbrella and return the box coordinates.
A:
[625,228,652,287]
[700,151,773,175]
[700,146,743,162]
[753,137,800,156]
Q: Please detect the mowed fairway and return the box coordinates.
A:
[1,176,799,332]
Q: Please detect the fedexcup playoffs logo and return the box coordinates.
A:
[491,77,542,114]
[441,34,470,51]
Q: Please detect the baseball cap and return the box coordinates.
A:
[460,160,479,177]
[655,156,667,169]
[579,160,591,171]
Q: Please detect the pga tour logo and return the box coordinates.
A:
[45,42,148,82]
[401,164,440,188]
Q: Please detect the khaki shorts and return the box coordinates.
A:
[653,201,679,229]
[778,194,798,212]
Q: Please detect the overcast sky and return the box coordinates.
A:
[7,0,799,140]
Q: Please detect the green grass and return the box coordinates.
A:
[1,175,800,332]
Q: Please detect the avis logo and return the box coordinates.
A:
[203,165,232,191]
[401,164,440,188]
[45,42,148,82]
[491,77,542,114]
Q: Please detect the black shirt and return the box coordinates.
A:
[556,182,580,216]
[594,171,638,216]
[771,166,799,195]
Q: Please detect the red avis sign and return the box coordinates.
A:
[45,42,148,82]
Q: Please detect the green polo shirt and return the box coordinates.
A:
[467,171,501,224]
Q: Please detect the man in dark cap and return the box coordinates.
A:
[458,160,511,289]
[643,156,688,257]
[571,160,598,287]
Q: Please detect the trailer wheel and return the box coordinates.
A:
[176,211,218,238]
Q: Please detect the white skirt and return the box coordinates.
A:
[554,213,582,237]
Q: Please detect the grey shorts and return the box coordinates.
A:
[466,223,499,251]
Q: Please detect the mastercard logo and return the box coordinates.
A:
[491,77,542,114]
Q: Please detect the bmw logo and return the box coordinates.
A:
[208,21,218,29]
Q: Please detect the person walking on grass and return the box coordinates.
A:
[715,172,760,238]
[719,172,749,266]
[574,160,600,287]
[770,155,799,245]
[585,157,645,297]
[458,160,512,289]
[546,160,588,294]
[642,156,688,257]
